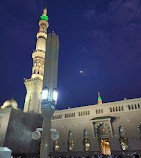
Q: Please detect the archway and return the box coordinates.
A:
[100,138,111,155]
[97,125,111,155]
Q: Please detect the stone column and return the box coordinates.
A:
[40,107,53,158]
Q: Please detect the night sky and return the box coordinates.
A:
[0,0,141,110]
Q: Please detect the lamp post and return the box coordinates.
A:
[40,32,59,158]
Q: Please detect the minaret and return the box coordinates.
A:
[98,92,102,104]
[24,8,49,114]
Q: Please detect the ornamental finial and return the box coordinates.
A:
[40,7,49,21]
[98,91,100,98]
[43,8,47,16]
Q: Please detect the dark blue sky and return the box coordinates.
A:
[0,0,141,110]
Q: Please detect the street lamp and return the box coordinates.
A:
[53,89,58,103]
[41,87,49,100]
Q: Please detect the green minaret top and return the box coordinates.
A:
[98,92,102,104]
[98,92,102,100]
[98,96,102,100]
[40,8,49,21]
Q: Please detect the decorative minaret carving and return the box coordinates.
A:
[24,8,49,114]
[98,92,102,104]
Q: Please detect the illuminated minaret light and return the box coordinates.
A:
[23,8,49,114]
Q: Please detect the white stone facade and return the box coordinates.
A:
[50,98,141,156]
[0,98,141,155]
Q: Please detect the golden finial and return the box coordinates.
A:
[98,91,100,97]
[43,8,47,16]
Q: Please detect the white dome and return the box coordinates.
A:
[1,99,18,109]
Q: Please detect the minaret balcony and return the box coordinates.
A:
[32,50,45,59]
[37,32,47,39]
[24,77,43,89]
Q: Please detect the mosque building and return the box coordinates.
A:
[0,7,141,157]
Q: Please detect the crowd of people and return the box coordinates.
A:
[11,153,141,158]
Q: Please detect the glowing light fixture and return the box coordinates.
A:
[41,88,49,100]
[98,96,102,100]
[40,14,49,21]
[53,89,58,102]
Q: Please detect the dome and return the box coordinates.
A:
[1,99,18,109]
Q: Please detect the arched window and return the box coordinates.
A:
[83,111,85,116]
[110,107,112,112]
[116,107,118,111]
[83,129,90,151]
[119,126,129,151]
[119,126,127,136]
[84,139,90,151]
[128,105,131,110]
[38,69,41,74]
[84,129,89,137]
[113,107,115,112]
[121,106,124,111]
[119,137,129,151]
[68,130,74,151]
[99,109,101,114]
[135,104,137,109]
[88,111,90,115]
[54,141,59,152]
